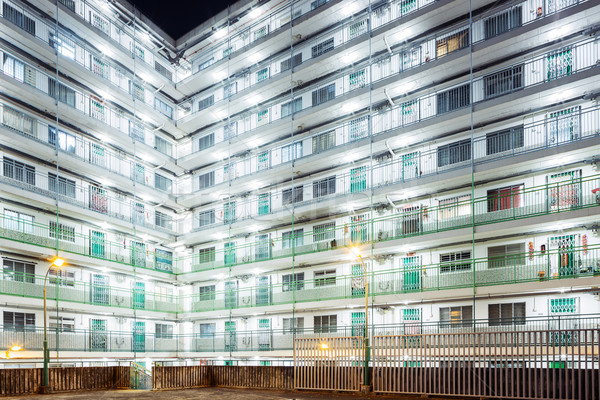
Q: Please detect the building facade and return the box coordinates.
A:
[0,0,600,368]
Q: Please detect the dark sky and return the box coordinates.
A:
[129,0,239,39]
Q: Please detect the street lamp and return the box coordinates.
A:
[3,345,22,359]
[350,247,370,389]
[41,257,64,393]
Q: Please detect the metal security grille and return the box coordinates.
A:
[373,329,600,399]
[294,337,364,391]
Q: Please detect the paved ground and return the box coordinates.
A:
[5,387,444,399]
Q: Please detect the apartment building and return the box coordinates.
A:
[0,0,599,368]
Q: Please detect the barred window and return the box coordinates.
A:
[313,176,336,198]
[312,38,334,58]
[198,171,214,189]
[312,83,335,106]
[198,95,215,111]
[312,130,336,154]
[282,186,303,205]
[440,251,471,273]
[198,210,215,227]
[198,133,215,151]
[313,222,335,242]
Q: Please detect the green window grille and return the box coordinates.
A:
[91,56,108,79]
[224,242,236,265]
[350,214,367,243]
[402,256,421,291]
[400,0,416,14]
[91,274,109,305]
[548,107,579,144]
[133,322,145,352]
[132,241,146,267]
[133,163,145,183]
[254,26,268,41]
[225,321,237,351]
[550,298,577,314]
[131,82,145,102]
[403,308,421,321]
[402,152,419,180]
[257,151,270,171]
[351,312,365,337]
[223,202,236,224]
[134,45,145,61]
[91,144,106,166]
[90,98,105,121]
[350,166,367,193]
[351,264,365,297]
[258,318,271,350]
[222,46,233,58]
[550,234,577,276]
[133,281,145,310]
[257,109,269,124]
[257,67,269,82]
[90,230,105,258]
[348,20,367,40]
[90,319,107,351]
[260,361,271,366]
[258,193,270,215]
[547,48,572,81]
[349,69,366,90]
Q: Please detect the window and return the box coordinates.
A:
[198,133,215,151]
[439,195,471,220]
[89,185,107,214]
[282,186,303,205]
[224,242,236,265]
[313,222,335,242]
[488,243,525,268]
[91,97,106,122]
[350,214,368,243]
[3,3,35,35]
[486,126,524,155]
[281,98,302,118]
[199,323,216,338]
[154,136,173,156]
[50,34,75,59]
[48,173,76,198]
[436,84,470,114]
[489,303,525,326]
[3,54,25,82]
[197,58,214,72]
[4,157,35,185]
[3,259,35,284]
[349,69,366,90]
[58,0,76,11]
[348,20,367,39]
[311,0,328,10]
[4,210,34,234]
[48,127,77,153]
[198,95,215,111]
[2,105,36,137]
[90,12,109,34]
[283,272,304,291]
[484,6,522,40]
[89,230,105,258]
[283,317,304,334]
[155,324,173,339]
[198,210,215,227]
[258,193,270,215]
[198,247,216,264]
[257,108,269,125]
[154,61,173,81]
[312,83,336,106]
[547,48,572,81]
[91,56,109,79]
[155,174,172,192]
[280,53,302,72]
[549,170,581,209]
[350,166,367,193]
[487,185,522,212]
[550,298,577,314]
[49,268,75,287]
[49,316,74,332]
[257,151,270,171]
[132,44,145,60]
[198,285,216,301]
[198,171,215,189]
[155,211,172,230]
[314,269,336,287]
[223,121,238,140]
[440,251,471,273]
[281,142,302,163]
[314,315,337,333]
[351,312,365,336]
[440,306,472,327]
[436,29,469,58]
[312,38,335,58]
[548,107,580,144]
[48,79,76,107]
[222,46,233,58]
[257,67,269,82]
[49,221,75,242]
[130,81,145,102]
[223,201,236,224]
[155,249,173,272]
[313,176,336,198]
[154,98,173,118]
[437,139,471,167]
[223,82,237,98]
[312,130,336,154]
[3,311,35,332]
[254,25,268,41]
[282,229,304,249]
[349,116,368,141]
[484,65,523,99]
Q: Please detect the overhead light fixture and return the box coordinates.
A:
[248,8,261,19]
[214,28,227,39]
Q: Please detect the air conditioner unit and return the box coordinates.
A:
[241,296,252,305]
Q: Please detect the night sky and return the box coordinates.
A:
[129,0,239,39]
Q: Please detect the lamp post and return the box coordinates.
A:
[351,247,370,389]
[41,257,64,394]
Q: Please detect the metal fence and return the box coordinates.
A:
[294,336,364,392]
[373,329,600,399]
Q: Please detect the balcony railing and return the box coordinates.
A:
[182,244,600,313]
[0,0,176,117]
[2,314,598,353]
[0,102,173,195]
[183,172,600,273]
[186,35,599,195]
[180,0,588,156]
[190,104,600,232]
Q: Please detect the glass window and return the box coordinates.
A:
[440,251,471,273]
[282,273,304,292]
[314,315,337,333]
